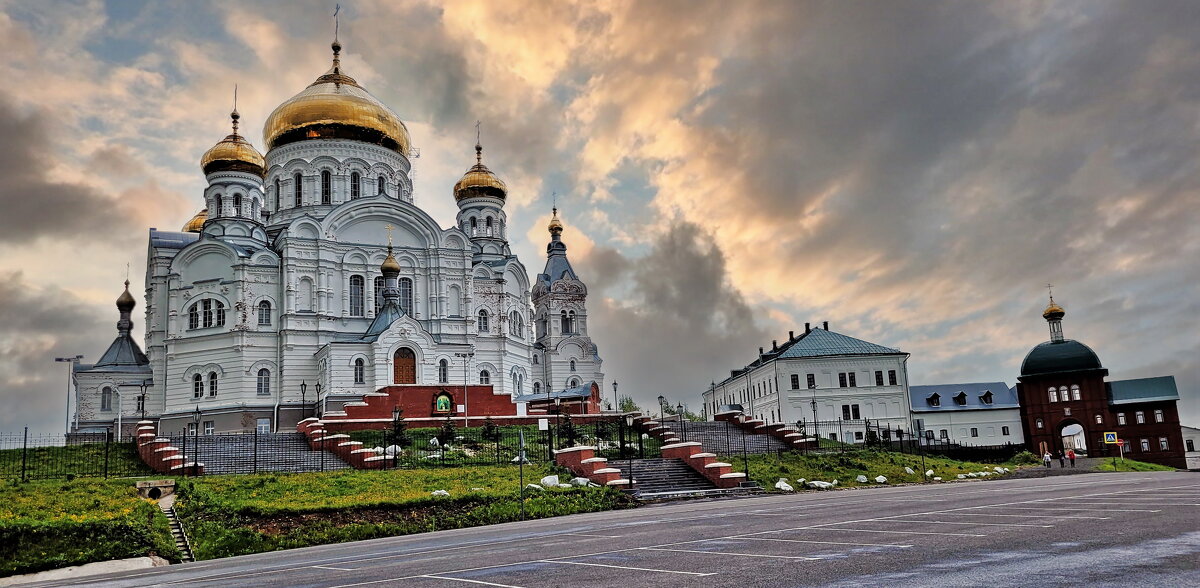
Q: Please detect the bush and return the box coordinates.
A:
[1008,450,1041,466]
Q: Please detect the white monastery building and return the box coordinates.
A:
[907,382,1025,446]
[702,322,912,441]
[72,38,603,436]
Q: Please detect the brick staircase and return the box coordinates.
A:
[161,432,352,475]
[612,458,719,496]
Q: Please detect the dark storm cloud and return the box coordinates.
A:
[0,94,135,243]
[576,222,770,408]
[0,271,115,433]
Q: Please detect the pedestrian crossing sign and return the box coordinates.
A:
[1104,432,1118,444]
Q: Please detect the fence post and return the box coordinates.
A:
[741,421,750,477]
[21,427,28,482]
[253,428,259,474]
[104,433,111,479]
[638,428,645,459]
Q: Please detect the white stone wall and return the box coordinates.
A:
[912,408,1025,445]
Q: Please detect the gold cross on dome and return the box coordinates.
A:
[385,224,394,245]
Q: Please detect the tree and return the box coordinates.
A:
[437,417,457,446]
[558,412,579,449]
[481,416,501,442]
[390,407,410,447]
[617,395,641,413]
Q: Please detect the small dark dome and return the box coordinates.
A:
[1020,339,1102,376]
[116,280,136,312]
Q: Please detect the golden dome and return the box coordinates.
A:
[381,244,401,274]
[548,207,564,235]
[201,112,266,178]
[262,42,412,156]
[453,144,507,201]
[1043,297,1065,320]
[183,209,207,233]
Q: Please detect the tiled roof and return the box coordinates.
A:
[1107,376,1179,405]
[776,328,901,359]
[513,380,595,403]
[909,382,1018,412]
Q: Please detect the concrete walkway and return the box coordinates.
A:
[1008,457,1105,478]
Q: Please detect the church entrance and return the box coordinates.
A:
[394,347,416,384]
[1059,421,1088,455]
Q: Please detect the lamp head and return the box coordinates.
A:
[192,406,201,424]
[657,395,665,405]
[300,381,307,393]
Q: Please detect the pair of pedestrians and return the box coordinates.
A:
[1043,450,1077,468]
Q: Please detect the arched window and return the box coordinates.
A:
[377,175,386,196]
[374,276,385,313]
[470,217,478,236]
[479,370,491,385]
[351,172,361,199]
[193,374,203,398]
[509,311,522,336]
[533,382,541,395]
[273,178,280,208]
[438,359,448,383]
[570,359,577,373]
[478,309,489,333]
[234,194,242,217]
[214,195,223,217]
[399,278,413,316]
[349,275,365,316]
[294,173,303,206]
[321,170,331,204]
[354,358,365,384]
[569,310,577,333]
[202,299,213,328]
[1070,384,1081,401]
[1035,418,1044,429]
[568,377,581,388]
[257,301,271,325]
[1048,387,1058,403]
[101,387,113,411]
[256,369,270,396]
[214,301,226,327]
[208,372,218,397]
[188,303,199,329]
[532,354,538,365]
[560,310,568,333]
[485,217,493,237]
[512,372,521,393]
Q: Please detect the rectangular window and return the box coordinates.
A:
[790,374,799,390]
[925,430,934,440]
[1072,387,1081,401]
[1095,414,1103,424]
[841,405,851,420]
[1135,411,1145,424]
[1001,426,1010,436]
[1117,413,1127,425]
[970,428,979,438]
[838,373,848,388]
[939,429,948,439]
[1154,409,1164,423]
[806,373,816,389]
[1187,439,1195,452]
[829,433,837,441]
[874,371,884,386]
[888,370,897,386]
[203,421,214,436]
[854,431,864,441]
[187,423,197,436]
[848,373,857,387]
[851,404,861,420]
[1064,407,1071,416]
[1140,438,1150,452]
[1159,437,1169,451]
[256,418,271,435]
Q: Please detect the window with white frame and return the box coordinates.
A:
[437,359,448,384]
[193,374,203,399]
[399,278,413,315]
[256,368,270,396]
[1136,411,1145,424]
[1117,412,1127,425]
[1140,438,1150,452]
[1036,418,1044,429]
[1048,387,1058,403]
[790,374,799,389]
[203,421,214,436]
[355,359,366,384]
[208,372,218,397]
[1002,426,1010,436]
[101,387,113,411]
[1159,437,1169,451]
[256,418,271,434]
[1154,409,1164,423]
[1094,414,1102,424]
[374,277,385,314]
[258,301,271,325]
[349,275,365,316]
[1071,385,1081,401]
[479,370,490,385]
[351,172,361,199]
[478,309,489,333]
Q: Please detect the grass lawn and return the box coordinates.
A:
[0,478,180,577]
[0,442,153,481]
[729,450,1012,490]
[1094,458,1176,472]
[176,464,637,560]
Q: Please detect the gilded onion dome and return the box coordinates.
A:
[1042,296,1065,320]
[453,143,507,201]
[381,244,402,275]
[262,41,412,155]
[182,209,207,233]
[200,110,266,177]
[548,206,564,236]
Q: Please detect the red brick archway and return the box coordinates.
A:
[393,348,416,384]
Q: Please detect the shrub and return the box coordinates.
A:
[1008,450,1041,465]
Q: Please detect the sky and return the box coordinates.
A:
[0,0,1197,435]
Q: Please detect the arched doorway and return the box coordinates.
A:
[1059,420,1088,455]
[393,347,416,384]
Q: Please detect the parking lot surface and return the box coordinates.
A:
[28,471,1200,587]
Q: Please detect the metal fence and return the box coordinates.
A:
[0,428,153,481]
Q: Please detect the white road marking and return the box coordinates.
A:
[312,565,356,571]
[883,519,1053,528]
[420,575,526,587]
[536,560,716,575]
[937,512,1109,519]
[638,547,825,560]
[791,527,986,537]
[734,536,912,548]
[981,506,1160,513]
[559,532,623,538]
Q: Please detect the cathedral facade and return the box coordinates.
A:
[72,40,603,436]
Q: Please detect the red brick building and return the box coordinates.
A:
[1015,297,1186,468]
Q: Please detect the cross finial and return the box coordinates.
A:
[552,191,557,209]
[334,4,341,43]
[230,85,240,134]
[125,262,130,282]
[1047,283,1054,302]
[474,120,482,164]
[384,224,394,246]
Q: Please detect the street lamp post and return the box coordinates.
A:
[611,380,618,413]
[676,402,686,441]
[554,397,562,449]
[455,351,474,428]
[809,383,818,438]
[315,383,323,420]
[139,379,149,421]
[300,381,307,420]
[657,395,665,421]
[191,405,201,476]
[624,414,635,489]
[391,405,401,469]
[55,355,83,434]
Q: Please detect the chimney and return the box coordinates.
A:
[788,330,795,340]
[822,321,829,330]
[758,347,764,356]
[772,340,778,351]
[805,322,811,334]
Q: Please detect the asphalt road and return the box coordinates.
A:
[29,471,1200,588]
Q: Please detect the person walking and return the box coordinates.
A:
[1067,449,1076,468]
[1058,451,1066,468]
[1043,451,1052,468]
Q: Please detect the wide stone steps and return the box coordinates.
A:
[656,420,793,454]
[164,433,351,474]
[612,458,718,495]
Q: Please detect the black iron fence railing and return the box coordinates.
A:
[0,428,152,481]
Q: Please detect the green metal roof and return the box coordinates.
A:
[1107,376,1179,405]
[1020,339,1103,376]
[777,328,901,359]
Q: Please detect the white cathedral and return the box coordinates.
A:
[71,40,603,436]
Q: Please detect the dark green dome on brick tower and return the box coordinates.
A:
[1021,340,1103,376]
[1020,293,1103,376]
